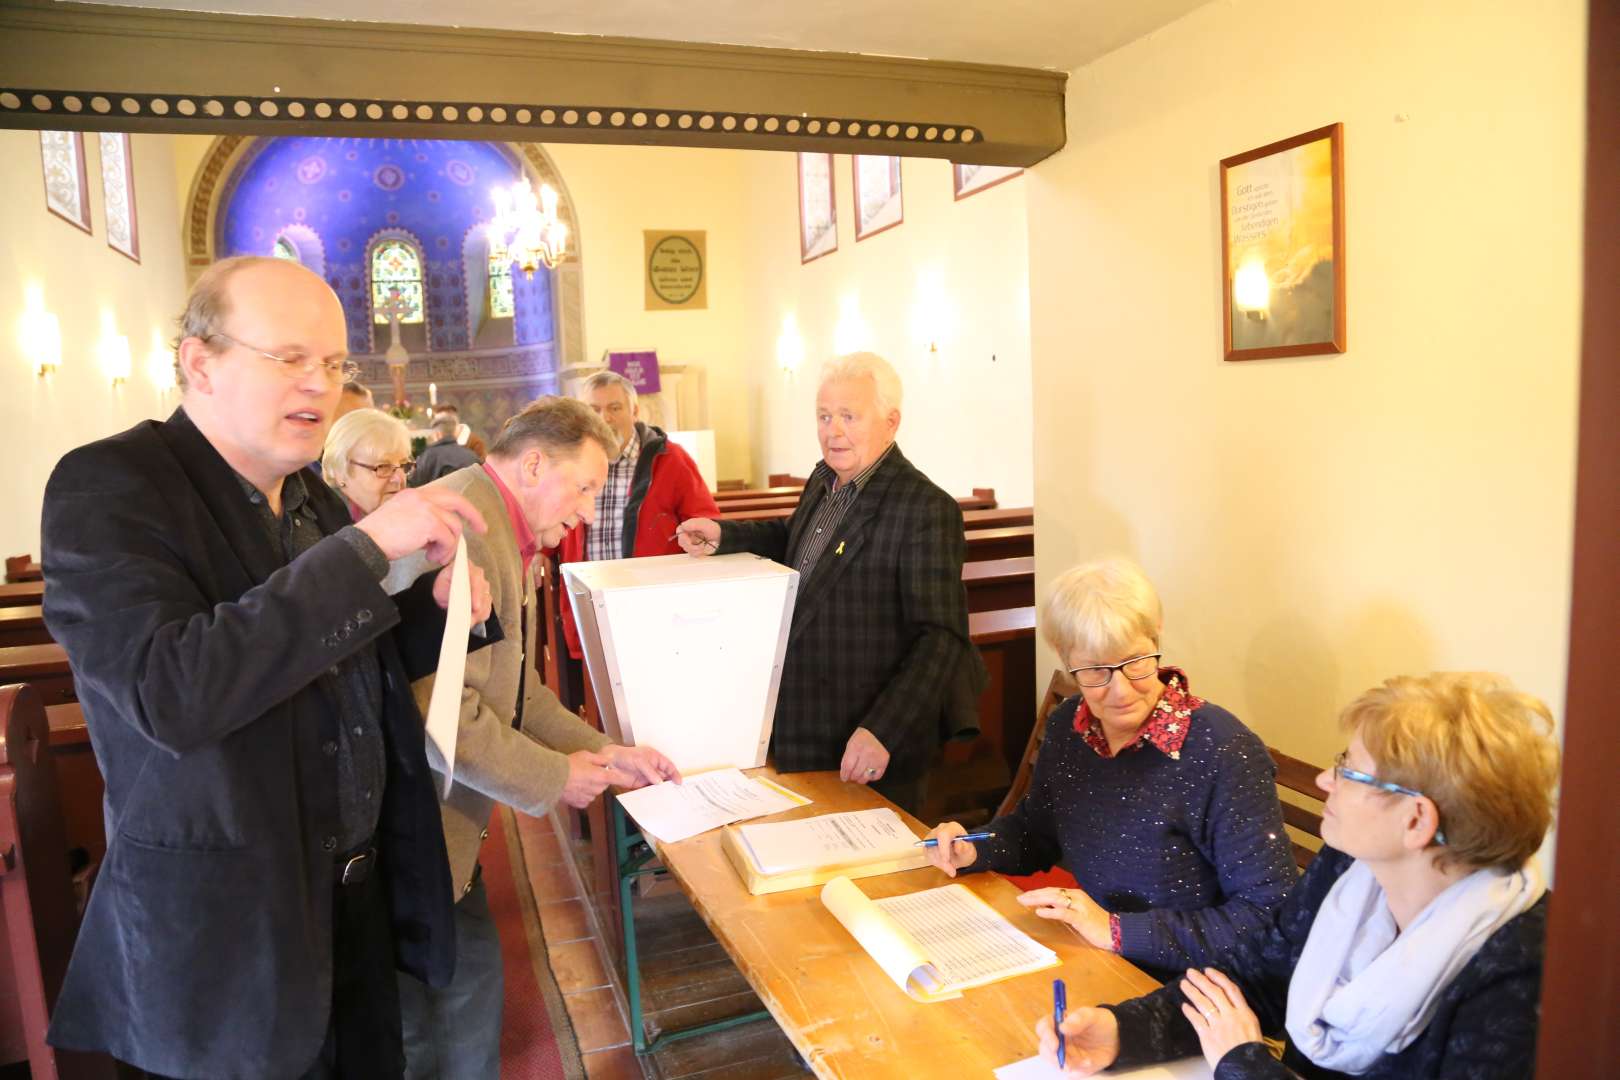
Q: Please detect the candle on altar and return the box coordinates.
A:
[429,382,437,407]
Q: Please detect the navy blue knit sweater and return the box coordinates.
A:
[966,691,1296,979]
[1106,847,1549,1079]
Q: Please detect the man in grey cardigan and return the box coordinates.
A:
[398,397,679,1077]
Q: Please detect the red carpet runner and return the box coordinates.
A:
[482,808,588,1080]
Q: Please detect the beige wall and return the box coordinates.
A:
[1,130,187,559]
[1026,0,1587,767]
[739,152,1035,502]
[542,143,757,483]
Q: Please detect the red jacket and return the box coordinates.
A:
[555,424,719,659]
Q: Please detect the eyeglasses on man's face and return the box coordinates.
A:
[350,460,414,481]
[209,331,360,384]
[1331,751,1448,845]
[1067,653,1162,688]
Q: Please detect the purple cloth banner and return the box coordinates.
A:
[605,350,661,394]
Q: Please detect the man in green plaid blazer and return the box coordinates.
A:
[678,353,985,812]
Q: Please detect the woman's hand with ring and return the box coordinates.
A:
[1017,885,1114,950]
[1179,968,1263,1070]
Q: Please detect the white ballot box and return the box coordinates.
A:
[561,553,798,773]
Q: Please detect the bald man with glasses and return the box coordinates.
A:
[41,255,496,1079]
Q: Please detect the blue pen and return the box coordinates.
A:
[913,830,996,847]
[1054,978,1068,1069]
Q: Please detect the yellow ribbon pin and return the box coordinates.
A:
[834,541,845,556]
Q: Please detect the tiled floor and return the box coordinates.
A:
[514,811,646,1079]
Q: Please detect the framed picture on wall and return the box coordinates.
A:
[853,154,903,240]
[797,152,837,263]
[99,133,140,263]
[952,163,1022,200]
[39,130,91,233]
[1220,122,1346,361]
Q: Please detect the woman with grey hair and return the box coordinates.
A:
[322,408,415,520]
[922,557,1296,981]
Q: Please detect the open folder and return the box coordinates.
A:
[820,877,1059,1003]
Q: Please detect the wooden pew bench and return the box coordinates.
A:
[4,557,42,585]
[0,606,51,649]
[0,583,45,610]
[962,556,1034,613]
[0,645,75,707]
[965,525,1034,562]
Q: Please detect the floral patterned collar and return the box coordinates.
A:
[1074,667,1204,761]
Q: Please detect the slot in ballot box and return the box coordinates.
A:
[561,553,798,773]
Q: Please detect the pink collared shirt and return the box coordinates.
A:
[481,462,538,579]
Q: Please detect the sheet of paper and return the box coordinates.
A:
[994,1055,1210,1079]
[616,768,809,844]
[422,536,470,799]
[821,876,955,1002]
[737,808,920,874]
[874,883,1058,993]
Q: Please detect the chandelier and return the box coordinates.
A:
[487,179,569,278]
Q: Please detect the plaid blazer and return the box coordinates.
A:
[718,445,984,781]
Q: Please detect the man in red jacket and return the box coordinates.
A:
[556,370,719,664]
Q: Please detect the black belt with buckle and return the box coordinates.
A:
[337,843,377,886]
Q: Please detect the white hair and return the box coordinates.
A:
[1040,557,1164,661]
[819,352,902,414]
[581,369,638,414]
[322,409,412,486]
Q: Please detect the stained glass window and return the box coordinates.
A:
[488,252,515,319]
[272,235,299,262]
[371,239,424,325]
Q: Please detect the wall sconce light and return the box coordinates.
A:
[833,295,872,356]
[22,307,63,376]
[776,314,806,375]
[103,333,133,387]
[909,265,955,359]
[148,331,176,393]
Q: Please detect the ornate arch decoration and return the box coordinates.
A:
[182,135,584,368]
[273,222,327,276]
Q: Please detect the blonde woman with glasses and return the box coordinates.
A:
[1038,672,1559,1079]
[922,558,1295,981]
[323,409,416,520]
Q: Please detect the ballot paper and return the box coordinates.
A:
[821,877,1058,1003]
[616,768,810,844]
[737,808,923,875]
[422,536,471,799]
[993,1055,1210,1079]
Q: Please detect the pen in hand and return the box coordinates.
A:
[914,830,996,847]
[1054,978,1067,1069]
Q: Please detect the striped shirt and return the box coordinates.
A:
[587,426,641,561]
[793,443,894,576]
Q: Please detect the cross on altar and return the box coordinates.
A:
[377,286,419,405]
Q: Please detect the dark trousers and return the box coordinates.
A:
[397,869,505,1079]
[130,847,404,1080]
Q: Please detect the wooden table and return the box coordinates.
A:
[640,769,1159,1077]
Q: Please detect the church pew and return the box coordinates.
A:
[766,473,808,487]
[712,485,807,503]
[0,645,76,706]
[0,583,45,610]
[3,558,42,585]
[962,556,1035,614]
[965,525,1034,562]
[0,607,51,650]
[0,684,115,1078]
[718,503,1032,527]
[43,704,105,872]
[717,492,999,514]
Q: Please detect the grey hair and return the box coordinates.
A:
[322,409,412,486]
[171,255,287,389]
[819,352,903,414]
[489,395,618,462]
[581,369,638,414]
[1040,557,1164,661]
[430,415,460,439]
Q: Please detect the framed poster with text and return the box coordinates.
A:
[644,230,707,310]
[797,152,837,263]
[1220,123,1346,361]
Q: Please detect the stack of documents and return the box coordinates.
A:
[723,808,930,894]
[821,877,1059,1003]
[615,768,809,844]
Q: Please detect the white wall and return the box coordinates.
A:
[543,143,757,484]
[739,152,1034,503]
[1,130,187,560]
[1026,0,1587,766]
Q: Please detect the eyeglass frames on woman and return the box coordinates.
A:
[1331,751,1448,845]
[1067,653,1162,688]
[209,331,361,384]
[350,460,415,481]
